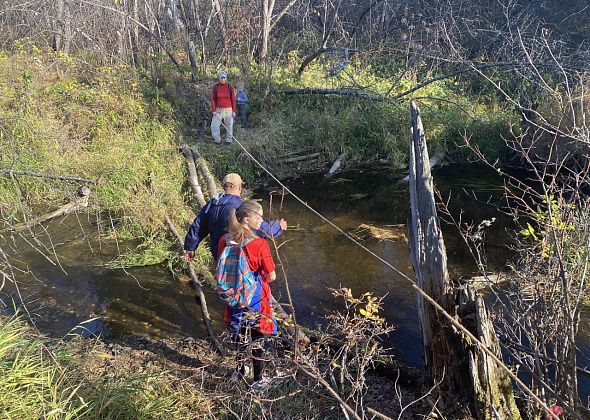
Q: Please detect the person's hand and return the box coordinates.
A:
[184,250,195,262]
[279,218,287,231]
[232,112,236,118]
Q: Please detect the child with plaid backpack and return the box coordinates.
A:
[216,200,278,387]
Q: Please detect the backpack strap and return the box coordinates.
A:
[240,237,254,247]
[239,236,254,265]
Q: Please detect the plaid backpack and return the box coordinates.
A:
[215,235,256,307]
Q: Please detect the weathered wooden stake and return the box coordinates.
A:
[324,152,347,178]
[407,101,520,418]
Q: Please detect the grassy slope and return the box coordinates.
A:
[0,44,186,230]
[0,43,216,267]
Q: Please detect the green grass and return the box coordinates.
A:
[0,313,209,419]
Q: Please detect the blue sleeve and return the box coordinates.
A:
[244,92,249,103]
[183,205,210,251]
[256,219,282,239]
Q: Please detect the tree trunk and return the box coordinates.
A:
[259,0,299,64]
[116,1,126,60]
[131,0,140,66]
[407,101,521,418]
[458,285,522,420]
[211,0,227,61]
[54,0,64,51]
[62,0,72,53]
[408,101,457,386]
[192,0,208,73]
[259,0,272,64]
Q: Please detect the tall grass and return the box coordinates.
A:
[0,313,208,419]
[0,314,84,418]
[0,42,196,267]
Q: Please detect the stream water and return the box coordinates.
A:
[2,163,590,394]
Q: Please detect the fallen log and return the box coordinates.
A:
[191,146,217,198]
[283,88,386,101]
[278,152,320,164]
[165,215,225,356]
[276,146,316,159]
[0,168,96,184]
[181,143,207,208]
[2,186,91,233]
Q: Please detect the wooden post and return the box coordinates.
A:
[407,102,521,418]
[324,152,346,178]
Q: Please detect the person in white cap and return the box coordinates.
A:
[211,71,236,145]
[183,173,287,261]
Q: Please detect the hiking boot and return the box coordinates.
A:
[213,139,222,145]
[224,141,232,145]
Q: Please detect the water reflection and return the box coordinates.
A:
[0,214,225,339]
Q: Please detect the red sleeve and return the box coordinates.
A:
[211,85,217,112]
[245,239,275,281]
[231,85,236,113]
[217,235,227,259]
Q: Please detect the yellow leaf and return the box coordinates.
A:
[95,352,113,359]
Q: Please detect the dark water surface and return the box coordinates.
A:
[6,163,590,389]
[266,163,511,368]
[1,214,223,339]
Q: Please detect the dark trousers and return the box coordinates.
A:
[236,328,265,381]
[237,103,248,127]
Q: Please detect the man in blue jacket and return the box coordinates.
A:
[183,173,287,261]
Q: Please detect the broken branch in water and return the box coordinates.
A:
[2,186,91,234]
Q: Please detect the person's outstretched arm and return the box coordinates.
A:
[257,218,287,239]
[183,205,211,261]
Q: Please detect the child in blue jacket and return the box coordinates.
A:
[236,83,249,128]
